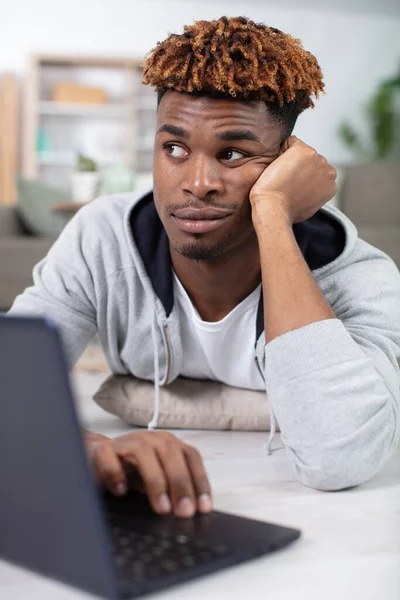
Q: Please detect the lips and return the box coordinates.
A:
[173,208,231,220]
[171,208,232,234]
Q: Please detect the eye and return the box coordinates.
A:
[220,149,248,162]
[164,144,188,159]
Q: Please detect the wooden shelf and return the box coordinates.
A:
[23,54,157,183]
[34,54,141,68]
[37,151,127,167]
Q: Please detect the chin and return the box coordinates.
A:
[177,243,218,262]
[174,237,235,262]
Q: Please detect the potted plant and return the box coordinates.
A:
[338,74,400,162]
[71,152,99,203]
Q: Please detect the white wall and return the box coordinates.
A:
[2,0,400,165]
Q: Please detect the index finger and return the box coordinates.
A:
[182,445,213,514]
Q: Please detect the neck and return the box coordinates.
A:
[171,235,261,322]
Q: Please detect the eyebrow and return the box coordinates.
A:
[157,124,187,137]
[218,129,261,143]
[157,124,261,144]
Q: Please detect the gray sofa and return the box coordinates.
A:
[0,206,53,309]
[0,160,399,310]
[339,161,400,267]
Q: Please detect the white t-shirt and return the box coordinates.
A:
[173,272,265,391]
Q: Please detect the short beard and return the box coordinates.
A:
[175,236,235,262]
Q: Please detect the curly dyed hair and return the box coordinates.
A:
[142,16,325,138]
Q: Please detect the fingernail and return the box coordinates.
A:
[198,493,212,513]
[177,496,194,518]
[157,493,171,514]
[115,482,127,496]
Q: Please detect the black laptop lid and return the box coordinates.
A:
[0,316,118,599]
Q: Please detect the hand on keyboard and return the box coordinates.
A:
[84,430,212,519]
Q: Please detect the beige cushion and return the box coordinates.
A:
[93,375,278,431]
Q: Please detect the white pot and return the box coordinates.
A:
[71,172,99,203]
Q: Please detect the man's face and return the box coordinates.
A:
[153,92,283,261]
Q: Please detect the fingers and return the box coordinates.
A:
[285,135,298,148]
[155,432,212,518]
[287,140,336,188]
[327,164,337,180]
[90,440,127,496]
[279,136,316,158]
[157,440,197,518]
[183,444,213,513]
[281,136,321,156]
[278,136,294,155]
[111,431,212,519]
[87,431,212,519]
[123,443,172,516]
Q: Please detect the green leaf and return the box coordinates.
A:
[76,152,97,172]
[338,122,369,160]
[338,122,359,147]
[337,71,400,161]
[368,79,399,159]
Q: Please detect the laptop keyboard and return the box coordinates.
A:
[108,521,232,583]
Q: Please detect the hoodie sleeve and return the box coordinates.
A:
[263,247,400,491]
[7,205,99,368]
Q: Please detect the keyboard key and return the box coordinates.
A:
[182,555,197,568]
[214,544,229,556]
[176,534,189,544]
[143,535,154,544]
[194,539,208,549]
[135,541,147,553]
[146,566,162,579]
[132,563,145,576]
[115,555,128,568]
[107,515,234,586]
[161,559,179,573]
[141,552,154,563]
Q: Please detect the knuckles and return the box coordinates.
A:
[184,445,202,462]
[91,439,113,460]
[155,430,178,443]
[329,166,337,179]
[111,430,185,458]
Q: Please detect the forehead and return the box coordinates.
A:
[157,91,278,135]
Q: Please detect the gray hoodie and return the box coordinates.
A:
[8,190,400,491]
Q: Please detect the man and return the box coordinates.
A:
[9,17,400,518]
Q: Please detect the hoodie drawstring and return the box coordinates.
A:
[264,405,276,455]
[148,311,277,453]
[147,310,160,430]
[256,352,276,456]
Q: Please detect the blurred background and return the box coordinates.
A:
[0,0,399,312]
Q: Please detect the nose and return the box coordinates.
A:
[181,154,224,199]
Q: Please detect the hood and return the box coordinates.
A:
[129,191,348,343]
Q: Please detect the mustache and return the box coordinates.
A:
[166,198,241,215]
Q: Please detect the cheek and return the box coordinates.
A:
[152,156,170,209]
[153,156,182,205]
[153,152,165,186]
[225,164,268,202]
[244,161,271,183]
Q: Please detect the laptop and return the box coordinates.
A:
[0,315,301,599]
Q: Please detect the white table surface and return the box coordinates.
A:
[1,372,399,600]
